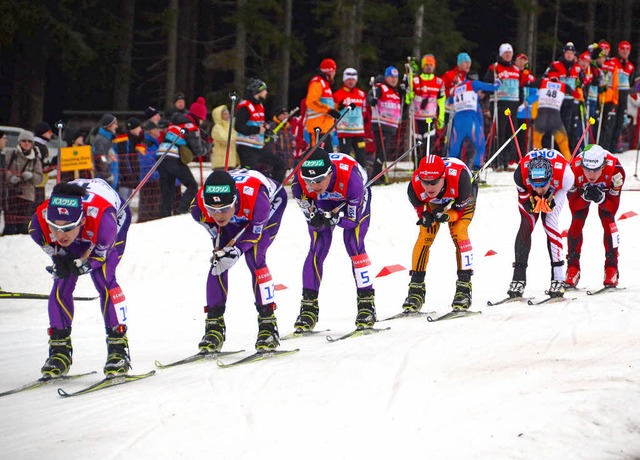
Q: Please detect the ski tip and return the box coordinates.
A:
[527,300,535,305]
[154,360,164,368]
[57,388,70,397]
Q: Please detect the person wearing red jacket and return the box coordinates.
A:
[411,54,445,159]
[333,67,368,167]
[608,41,636,152]
[565,144,625,288]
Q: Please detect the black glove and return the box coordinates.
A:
[50,253,74,279]
[433,211,450,223]
[309,211,328,230]
[582,184,605,204]
[416,210,435,227]
[370,97,378,107]
[327,109,341,120]
[338,102,345,111]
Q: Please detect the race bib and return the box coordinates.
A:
[255,267,275,304]
[351,253,373,288]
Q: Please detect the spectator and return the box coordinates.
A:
[137,120,162,222]
[305,58,340,147]
[113,118,143,200]
[211,105,239,171]
[333,68,368,167]
[33,121,53,207]
[265,107,296,171]
[91,113,118,186]
[3,130,43,235]
[145,106,163,125]
[166,92,187,118]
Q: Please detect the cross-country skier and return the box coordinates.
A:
[507,149,575,299]
[565,144,625,288]
[191,169,287,352]
[291,148,375,331]
[29,178,133,378]
[403,155,477,312]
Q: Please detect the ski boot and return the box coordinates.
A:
[507,280,526,298]
[604,267,619,288]
[402,282,426,313]
[293,289,319,332]
[41,328,73,379]
[198,306,226,353]
[355,288,376,329]
[104,325,131,378]
[565,266,580,289]
[452,280,472,311]
[547,280,565,298]
[255,303,279,352]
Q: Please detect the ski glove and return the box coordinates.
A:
[327,109,341,120]
[49,253,91,279]
[369,98,378,107]
[211,246,241,276]
[416,210,435,227]
[582,184,605,204]
[529,195,555,213]
[21,171,33,181]
[309,210,340,230]
[8,175,20,185]
[433,211,450,223]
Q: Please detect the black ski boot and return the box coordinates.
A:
[355,288,376,329]
[294,289,319,332]
[198,306,226,353]
[104,325,131,378]
[451,270,472,311]
[255,303,279,351]
[41,328,72,379]
[403,282,426,312]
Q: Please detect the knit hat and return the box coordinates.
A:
[579,51,591,62]
[499,43,513,56]
[34,121,52,137]
[203,171,237,206]
[100,113,117,129]
[63,128,84,145]
[598,40,611,53]
[18,130,35,143]
[618,40,631,51]
[417,155,445,181]
[562,42,576,54]
[385,66,399,78]
[273,107,288,116]
[421,54,436,68]
[145,106,161,119]
[300,148,332,180]
[515,53,528,61]
[343,67,358,81]
[174,92,186,102]
[457,53,471,65]
[581,144,607,170]
[47,193,84,224]
[127,117,141,130]
[591,47,606,60]
[320,58,337,73]
[189,96,207,121]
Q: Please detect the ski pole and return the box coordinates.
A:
[596,98,605,144]
[425,118,433,157]
[55,120,65,183]
[117,128,187,216]
[504,108,523,160]
[472,123,527,182]
[264,107,299,144]
[570,117,596,161]
[224,92,238,172]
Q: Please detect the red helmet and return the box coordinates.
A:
[417,155,445,181]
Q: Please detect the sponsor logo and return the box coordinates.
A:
[243,186,254,196]
[87,206,99,218]
[205,185,231,194]
[51,197,80,207]
[303,159,325,167]
[253,224,263,234]
[58,208,70,215]
[340,163,349,170]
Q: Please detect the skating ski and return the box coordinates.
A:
[486,296,533,306]
[427,310,482,322]
[586,286,627,296]
[325,327,391,342]
[57,371,156,398]
[527,296,576,306]
[280,329,329,341]
[379,311,436,322]
[0,290,97,301]
[155,350,245,369]
[0,371,97,398]
[216,349,300,368]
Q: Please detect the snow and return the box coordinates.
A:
[1,151,640,460]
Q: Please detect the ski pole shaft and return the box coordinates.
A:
[425,118,433,157]
[472,123,526,182]
[224,92,238,172]
[504,108,523,160]
[117,128,187,216]
[55,120,65,183]
[570,117,596,161]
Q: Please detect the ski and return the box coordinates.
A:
[427,310,482,322]
[486,296,533,306]
[216,349,300,368]
[154,350,245,369]
[527,296,576,306]
[57,371,156,398]
[326,326,391,342]
[0,371,97,398]
[280,329,329,341]
[586,286,627,296]
[0,290,97,301]
[379,311,436,322]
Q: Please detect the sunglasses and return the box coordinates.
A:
[204,197,237,215]
[530,179,550,188]
[20,140,33,144]
[419,176,443,186]
[301,168,332,185]
[46,215,83,233]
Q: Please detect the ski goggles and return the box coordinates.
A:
[46,214,84,233]
[300,168,332,185]
[530,178,550,188]
[204,196,237,215]
[419,175,443,186]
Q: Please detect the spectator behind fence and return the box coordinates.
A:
[138,120,163,223]
[92,114,118,186]
[3,130,43,235]
[113,118,143,201]
[211,105,239,171]
[265,106,296,171]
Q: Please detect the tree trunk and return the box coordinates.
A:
[412,3,424,60]
[11,32,48,128]
[234,0,247,91]
[585,0,596,46]
[527,0,537,72]
[165,0,179,111]
[279,0,293,108]
[202,0,216,96]
[113,1,135,111]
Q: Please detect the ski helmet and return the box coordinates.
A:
[417,155,445,182]
[203,171,237,206]
[527,155,553,187]
[246,78,267,96]
[581,144,607,170]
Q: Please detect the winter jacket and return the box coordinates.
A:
[4,146,43,202]
[211,105,239,169]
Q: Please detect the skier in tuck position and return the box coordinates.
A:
[191,170,287,352]
[29,178,133,379]
[565,144,625,288]
[507,148,575,299]
[403,154,477,313]
[291,147,376,331]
